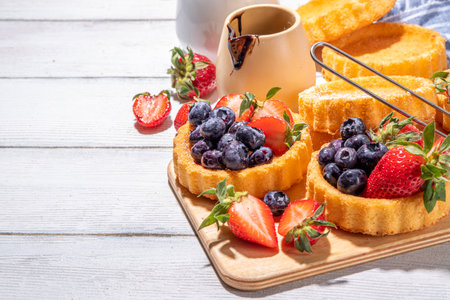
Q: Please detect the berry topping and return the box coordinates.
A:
[215,93,256,122]
[228,121,247,135]
[168,47,216,99]
[431,71,449,101]
[356,143,388,174]
[252,99,294,127]
[323,163,342,188]
[188,101,211,126]
[334,147,358,169]
[174,100,195,130]
[249,147,274,167]
[209,106,236,130]
[217,133,236,151]
[235,126,265,151]
[278,199,336,253]
[201,150,224,170]
[263,190,290,216]
[329,139,344,151]
[189,126,203,145]
[318,147,336,168]
[337,169,367,195]
[343,134,371,150]
[340,117,366,140]
[132,90,171,128]
[200,117,226,141]
[199,179,278,248]
[191,140,213,163]
[222,141,249,170]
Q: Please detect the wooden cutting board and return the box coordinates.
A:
[167,161,450,291]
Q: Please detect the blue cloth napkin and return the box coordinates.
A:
[379,0,450,64]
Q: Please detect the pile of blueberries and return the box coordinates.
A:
[188,102,273,170]
[318,117,388,195]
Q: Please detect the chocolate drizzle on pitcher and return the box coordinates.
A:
[227,13,259,71]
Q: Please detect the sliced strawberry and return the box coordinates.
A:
[198,179,278,248]
[252,99,294,127]
[228,195,278,248]
[132,91,171,128]
[278,199,335,253]
[248,116,288,155]
[174,100,195,130]
[215,93,255,122]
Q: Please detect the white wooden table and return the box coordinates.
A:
[0,0,448,298]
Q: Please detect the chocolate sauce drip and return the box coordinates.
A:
[227,13,259,71]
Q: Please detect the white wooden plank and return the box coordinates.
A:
[0,148,195,234]
[0,78,219,147]
[0,235,448,299]
[0,0,176,20]
[0,21,178,77]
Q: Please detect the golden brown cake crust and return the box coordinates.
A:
[322,23,448,81]
[297,0,396,45]
[298,75,437,135]
[173,115,313,199]
[306,153,450,236]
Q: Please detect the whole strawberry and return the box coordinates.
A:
[132,90,171,128]
[174,100,196,130]
[167,47,216,100]
[371,112,423,146]
[365,121,450,212]
[198,179,278,248]
[278,199,335,253]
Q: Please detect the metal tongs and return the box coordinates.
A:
[310,42,449,138]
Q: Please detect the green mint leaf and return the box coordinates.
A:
[299,231,313,253]
[438,135,450,153]
[423,180,437,213]
[265,87,281,100]
[404,145,426,158]
[198,188,216,197]
[283,111,291,126]
[216,179,227,202]
[422,122,435,153]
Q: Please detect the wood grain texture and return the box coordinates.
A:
[0,148,195,235]
[168,161,450,290]
[0,235,448,299]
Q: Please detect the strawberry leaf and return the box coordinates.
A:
[378,112,394,130]
[310,220,336,228]
[420,165,434,181]
[303,226,322,239]
[265,87,281,100]
[404,145,426,157]
[423,180,435,213]
[298,231,313,253]
[439,154,450,164]
[198,203,228,230]
[215,213,231,224]
[194,61,211,70]
[283,111,291,126]
[240,93,256,117]
[438,135,450,153]
[434,179,446,202]
[198,188,217,197]
[430,71,450,79]
[422,122,435,153]
[426,164,446,177]
[216,179,227,202]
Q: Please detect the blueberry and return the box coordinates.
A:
[357,143,388,174]
[318,147,336,168]
[228,121,247,134]
[337,169,367,195]
[222,141,249,170]
[329,139,344,151]
[235,126,265,151]
[188,102,211,126]
[334,147,358,169]
[189,126,202,145]
[263,190,290,216]
[343,134,371,150]
[209,107,235,130]
[323,163,342,188]
[191,140,212,163]
[249,147,273,167]
[200,117,226,141]
[217,133,236,151]
[340,117,366,140]
[201,150,224,170]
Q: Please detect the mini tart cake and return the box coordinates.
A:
[306,153,450,236]
[298,75,437,136]
[297,0,396,45]
[322,23,447,81]
[173,115,313,199]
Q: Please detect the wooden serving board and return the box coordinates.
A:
[167,161,450,291]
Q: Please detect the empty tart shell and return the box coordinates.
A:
[306,153,450,236]
[173,114,313,199]
[322,23,447,81]
[296,0,396,45]
[298,75,437,136]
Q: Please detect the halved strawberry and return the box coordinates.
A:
[215,93,256,122]
[278,199,335,253]
[174,100,195,130]
[248,116,308,155]
[132,90,171,128]
[252,99,294,127]
[198,179,278,248]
